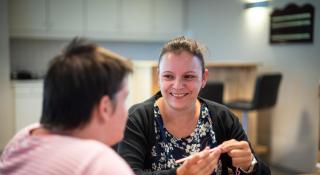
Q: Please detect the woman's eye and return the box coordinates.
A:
[184,75,196,80]
[163,75,174,80]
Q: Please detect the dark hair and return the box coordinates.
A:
[40,37,132,131]
[159,36,206,74]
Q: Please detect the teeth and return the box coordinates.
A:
[171,93,186,97]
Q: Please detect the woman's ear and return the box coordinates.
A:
[97,95,113,122]
[201,68,209,88]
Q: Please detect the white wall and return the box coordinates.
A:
[187,0,320,172]
[0,0,14,149]
[269,1,319,172]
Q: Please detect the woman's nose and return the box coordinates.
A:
[172,78,184,89]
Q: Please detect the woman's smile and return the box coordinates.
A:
[170,92,189,98]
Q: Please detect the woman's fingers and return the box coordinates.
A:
[196,148,221,175]
[228,148,252,158]
[177,152,206,175]
[201,149,221,174]
[232,156,252,168]
[221,139,248,152]
[220,139,253,170]
[187,153,202,165]
[177,148,222,175]
[177,139,254,175]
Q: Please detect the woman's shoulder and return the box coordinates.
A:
[128,98,154,115]
[127,94,159,129]
[128,100,155,126]
[201,98,231,114]
[201,98,244,143]
[128,92,162,117]
[201,98,238,123]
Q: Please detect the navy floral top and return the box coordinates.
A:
[151,102,222,174]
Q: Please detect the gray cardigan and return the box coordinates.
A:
[117,92,270,175]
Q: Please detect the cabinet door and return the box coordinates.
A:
[86,0,120,36]
[122,0,151,34]
[48,0,83,36]
[14,81,43,132]
[154,0,184,35]
[9,0,47,36]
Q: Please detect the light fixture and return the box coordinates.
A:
[244,0,269,9]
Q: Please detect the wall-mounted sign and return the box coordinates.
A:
[270,3,314,44]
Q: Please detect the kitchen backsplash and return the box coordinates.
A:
[10,39,163,79]
[10,39,67,79]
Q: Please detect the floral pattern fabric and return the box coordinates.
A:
[150,102,222,174]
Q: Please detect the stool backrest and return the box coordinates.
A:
[199,81,224,104]
[252,73,282,109]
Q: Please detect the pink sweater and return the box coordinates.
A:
[0,124,134,175]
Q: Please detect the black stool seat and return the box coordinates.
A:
[225,100,254,110]
[199,81,224,104]
[225,73,282,132]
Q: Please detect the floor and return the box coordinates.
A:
[270,164,320,175]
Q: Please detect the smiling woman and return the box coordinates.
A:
[158,50,206,114]
[117,36,270,175]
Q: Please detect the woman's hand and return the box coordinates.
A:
[220,139,253,171]
[176,147,221,175]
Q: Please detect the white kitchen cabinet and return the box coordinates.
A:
[122,0,151,34]
[154,0,184,36]
[9,0,47,37]
[9,0,185,41]
[85,0,120,38]
[9,0,84,39]
[47,0,84,37]
[12,80,43,132]
[118,0,185,41]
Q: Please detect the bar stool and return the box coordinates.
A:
[199,81,224,104]
[225,73,282,133]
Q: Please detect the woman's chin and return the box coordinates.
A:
[168,102,188,111]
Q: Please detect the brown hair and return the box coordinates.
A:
[159,36,206,73]
[41,37,132,131]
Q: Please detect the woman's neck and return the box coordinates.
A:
[31,126,75,137]
[156,97,201,138]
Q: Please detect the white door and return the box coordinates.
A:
[9,0,47,35]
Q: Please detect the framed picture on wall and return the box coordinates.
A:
[270,3,314,44]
